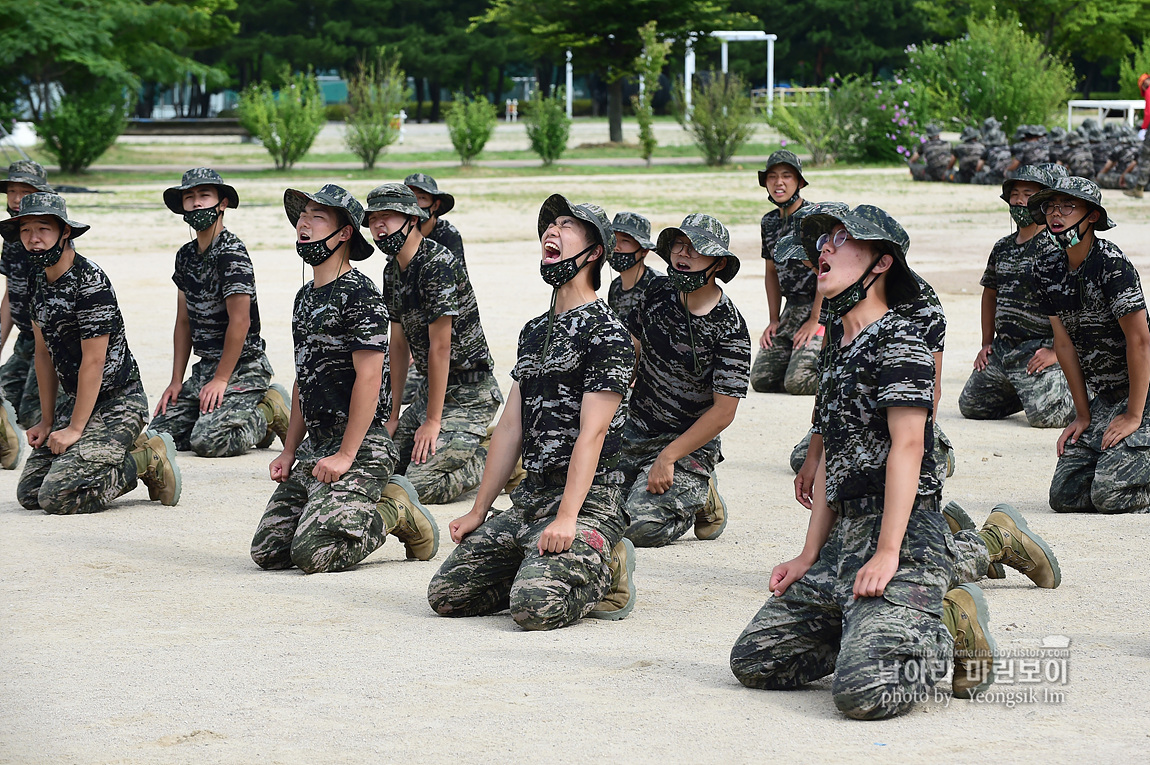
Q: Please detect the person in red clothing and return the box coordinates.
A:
[1123,73,1150,198]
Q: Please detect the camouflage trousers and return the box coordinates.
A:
[0,331,43,428]
[958,340,1074,429]
[394,372,503,504]
[1135,137,1150,190]
[972,169,1005,186]
[250,427,401,573]
[730,495,955,719]
[1097,170,1140,190]
[910,162,947,182]
[790,423,956,486]
[1049,392,1150,514]
[148,353,273,457]
[750,300,822,395]
[17,383,147,515]
[427,477,625,631]
[619,424,719,547]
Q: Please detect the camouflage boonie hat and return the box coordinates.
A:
[984,129,1008,147]
[1102,122,1123,139]
[283,184,373,261]
[925,124,942,138]
[758,149,808,189]
[1028,176,1115,231]
[1001,165,1055,203]
[0,192,89,242]
[656,213,740,283]
[537,194,615,254]
[775,201,849,264]
[609,211,655,250]
[363,183,429,224]
[800,204,920,304]
[403,172,455,216]
[0,160,52,194]
[1066,132,1085,147]
[1037,163,1068,182]
[1049,126,1067,141]
[960,126,981,142]
[163,167,239,215]
[982,117,1001,132]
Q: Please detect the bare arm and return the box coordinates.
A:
[1050,316,1092,455]
[646,394,738,494]
[269,381,306,482]
[450,382,525,542]
[199,293,251,412]
[411,315,451,464]
[155,293,192,416]
[0,288,12,352]
[47,334,109,454]
[387,321,410,428]
[772,451,835,595]
[1101,310,1150,450]
[27,322,58,447]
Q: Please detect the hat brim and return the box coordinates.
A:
[362,200,429,225]
[0,176,53,194]
[1027,187,1115,231]
[163,182,239,216]
[757,161,808,191]
[800,211,898,262]
[655,225,740,282]
[1000,169,1052,203]
[284,188,373,261]
[609,223,655,250]
[0,210,89,243]
[405,181,455,216]
[537,194,614,253]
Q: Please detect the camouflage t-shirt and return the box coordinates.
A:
[818,272,945,354]
[1109,141,1139,170]
[763,200,816,302]
[428,218,465,268]
[952,142,985,167]
[31,253,141,399]
[1010,138,1051,165]
[981,233,1055,347]
[1065,146,1094,179]
[172,228,264,361]
[511,299,634,479]
[985,145,1012,174]
[0,239,34,333]
[385,238,492,378]
[1035,238,1148,399]
[816,311,938,503]
[292,268,391,436]
[1091,141,1112,176]
[627,278,751,437]
[922,138,952,172]
[607,265,663,326]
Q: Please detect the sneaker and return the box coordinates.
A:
[136,431,182,506]
[942,501,1004,580]
[0,399,25,470]
[587,538,637,621]
[694,471,728,540]
[381,474,439,560]
[982,503,1061,589]
[944,584,997,699]
[256,383,291,449]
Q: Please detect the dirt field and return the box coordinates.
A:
[2,168,1149,764]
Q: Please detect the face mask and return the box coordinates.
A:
[1009,204,1034,228]
[6,206,17,217]
[540,243,596,288]
[1046,217,1088,251]
[374,217,414,257]
[769,190,801,209]
[667,260,719,293]
[823,257,881,318]
[608,248,642,273]
[183,206,221,232]
[27,232,66,269]
[296,228,342,266]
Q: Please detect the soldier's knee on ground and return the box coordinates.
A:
[16,479,41,511]
[508,585,576,631]
[36,479,94,515]
[250,543,293,570]
[831,672,916,720]
[624,518,676,548]
[1024,405,1073,430]
[189,429,248,458]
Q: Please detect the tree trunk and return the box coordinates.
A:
[430,80,442,122]
[608,78,623,143]
[415,78,425,122]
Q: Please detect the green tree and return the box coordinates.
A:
[345,50,408,169]
[524,88,571,166]
[237,67,326,169]
[35,81,130,173]
[632,21,671,165]
[445,93,497,165]
[1118,38,1150,98]
[477,0,739,143]
[673,73,756,165]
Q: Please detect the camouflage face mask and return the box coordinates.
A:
[540,243,596,288]
[666,260,719,294]
[608,247,643,273]
[296,228,342,266]
[1009,204,1035,228]
[823,256,881,318]
[374,217,415,257]
[27,232,66,269]
[182,205,221,232]
[1046,217,1089,251]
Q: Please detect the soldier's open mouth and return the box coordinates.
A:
[542,241,562,262]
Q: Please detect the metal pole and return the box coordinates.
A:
[565,49,573,118]
[685,35,694,114]
[721,41,728,74]
[767,36,775,116]
[1067,102,1072,132]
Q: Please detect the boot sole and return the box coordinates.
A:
[944,501,1006,580]
[695,471,729,541]
[155,431,182,506]
[988,503,1061,588]
[388,474,439,560]
[1,399,25,470]
[588,538,637,621]
[953,583,997,698]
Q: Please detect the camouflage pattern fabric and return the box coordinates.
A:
[148,353,273,456]
[1091,139,1113,178]
[171,228,265,361]
[292,268,391,437]
[627,278,750,437]
[815,312,939,502]
[750,299,821,395]
[973,145,1012,185]
[31,253,141,400]
[1063,141,1095,180]
[428,217,465,269]
[511,299,633,480]
[789,422,956,487]
[1,239,34,333]
[393,372,503,504]
[0,330,43,427]
[1049,393,1150,514]
[761,200,811,265]
[619,422,717,547]
[402,367,422,405]
[949,528,991,587]
[951,141,986,184]
[1,160,52,193]
[1034,238,1147,400]
[1010,138,1051,166]
[981,232,1057,346]
[607,265,663,326]
[384,237,493,378]
[427,479,625,631]
[910,138,952,181]
[817,272,946,354]
[1097,140,1140,188]
[250,427,399,572]
[730,495,954,720]
[1135,134,1150,190]
[17,383,147,514]
[959,339,1073,428]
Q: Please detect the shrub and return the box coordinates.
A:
[35,81,130,173]
[524,89,571,166]
[238,67,326,170]
[324,104,351,122]
[673,73,756,166]
[831,74,924,163]
[344,51,408,169]
[445,93,497,166]
[632,21,671,166]
[1118,39,1150,99]
[766,97,840,166]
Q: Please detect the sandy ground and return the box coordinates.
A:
[2,169,1150,764]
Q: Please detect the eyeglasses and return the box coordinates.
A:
[669,239,702,258]
[816,229,850,252]
[1040,201,1078,216]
